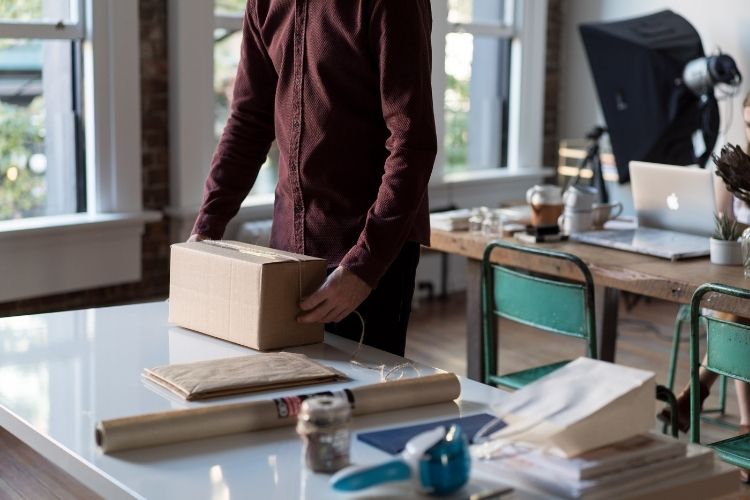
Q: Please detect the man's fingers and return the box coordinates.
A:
[187,233,208,243]
[300,288,328,311]
[297,300,336,323]
[299,267,369,324]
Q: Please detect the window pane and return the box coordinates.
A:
[0,39,81,220]
[448,0,507,25]
[214,29,278,197]
[215,0,246,16]
[445,33,511,173]
[0,0,73,22]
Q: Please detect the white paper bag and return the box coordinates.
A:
[474,358,655,458]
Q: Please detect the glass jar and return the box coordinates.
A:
[741,227,750,278]
[296,396,351,473]
[482,210,504,236]
[468,208,484,233]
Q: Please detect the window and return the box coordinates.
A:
[0,0,85,221]
[214,0,278,198]
[0,0,152,302]
[439,0,514,174]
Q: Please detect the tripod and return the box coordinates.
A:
[571,126,609,203]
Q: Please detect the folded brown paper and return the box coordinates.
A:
[143,353,347,400]
[97,372,461,453]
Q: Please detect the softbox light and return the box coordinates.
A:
[580,10,719,183]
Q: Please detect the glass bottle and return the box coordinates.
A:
[482,210,504,236]
[468,207,484,233]
[741,227,750,278]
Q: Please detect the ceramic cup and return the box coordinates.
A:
[563,185,598,212]
[558,209,593,235]
[591,202,623,229]
[526,184,563,227]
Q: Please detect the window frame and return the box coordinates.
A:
[431,0,547,180]
[0,0,84,35]
[0,0,159,302]
[0,0,86,218]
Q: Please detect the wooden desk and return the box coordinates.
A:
[430,229,750,381]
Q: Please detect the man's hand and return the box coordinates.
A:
[187,234,208,243]
[298,267,372,324]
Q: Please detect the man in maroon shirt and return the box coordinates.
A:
[190,0,436,356]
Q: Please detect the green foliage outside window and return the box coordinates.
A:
[0,0,47,219]
[445,74,469,172]
[0,0,42,21]
[0,98,46,220]
[215,0,247,15]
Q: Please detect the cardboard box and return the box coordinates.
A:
[169,241,327,350]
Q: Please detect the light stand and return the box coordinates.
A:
[571,126,609,204]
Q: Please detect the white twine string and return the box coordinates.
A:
[471,401,569,460]
[349,311,419,381]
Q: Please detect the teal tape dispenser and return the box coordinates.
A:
[330,424,471,495]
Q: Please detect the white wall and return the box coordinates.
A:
[559,0,750,148]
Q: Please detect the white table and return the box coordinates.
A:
[0,301,510,499]
[0,302,738,499]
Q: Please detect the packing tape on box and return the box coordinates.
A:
[96,372,461,453]
[202,240,296,261]
[202,240,305,299]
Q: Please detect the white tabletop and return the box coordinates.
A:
[0,301,512,500]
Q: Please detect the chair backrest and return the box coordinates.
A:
[690,283,750,443]
[481,240,598,359]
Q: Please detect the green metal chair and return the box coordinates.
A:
[667,304,729,431]
[481,240,680,437]
[690,283,750,470]
[480,240,598,390]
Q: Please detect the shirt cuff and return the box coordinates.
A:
[339,245,389,289]
[191,213,231,240]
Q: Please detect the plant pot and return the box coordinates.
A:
[710,238,742,265]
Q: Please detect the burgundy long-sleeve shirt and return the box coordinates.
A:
[191,0,437,288]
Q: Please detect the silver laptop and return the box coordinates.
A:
[571,161,714,260]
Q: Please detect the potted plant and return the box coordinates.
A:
[710,212,743,265]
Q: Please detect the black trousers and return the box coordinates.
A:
[326,242,420,357]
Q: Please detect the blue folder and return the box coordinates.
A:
[357,413,505,455]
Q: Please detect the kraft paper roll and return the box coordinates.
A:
[96,372,461,453]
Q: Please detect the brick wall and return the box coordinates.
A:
[0,0,171,317]
[543,0,562,168]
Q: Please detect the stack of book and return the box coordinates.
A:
[429,209,472,231]
[475,432,733,499]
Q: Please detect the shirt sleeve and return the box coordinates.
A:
[339,0,437,287]
[191,4,277,240]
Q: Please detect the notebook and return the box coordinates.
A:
[571,161,714,260]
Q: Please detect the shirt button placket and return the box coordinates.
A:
[290,0,307,255]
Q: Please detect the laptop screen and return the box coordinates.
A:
[629,161,715,237]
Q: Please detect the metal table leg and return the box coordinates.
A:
[596,286,620,362]
[466,259,489,381]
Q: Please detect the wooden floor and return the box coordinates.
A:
[3,293,749,497]
[0,428,99,499]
